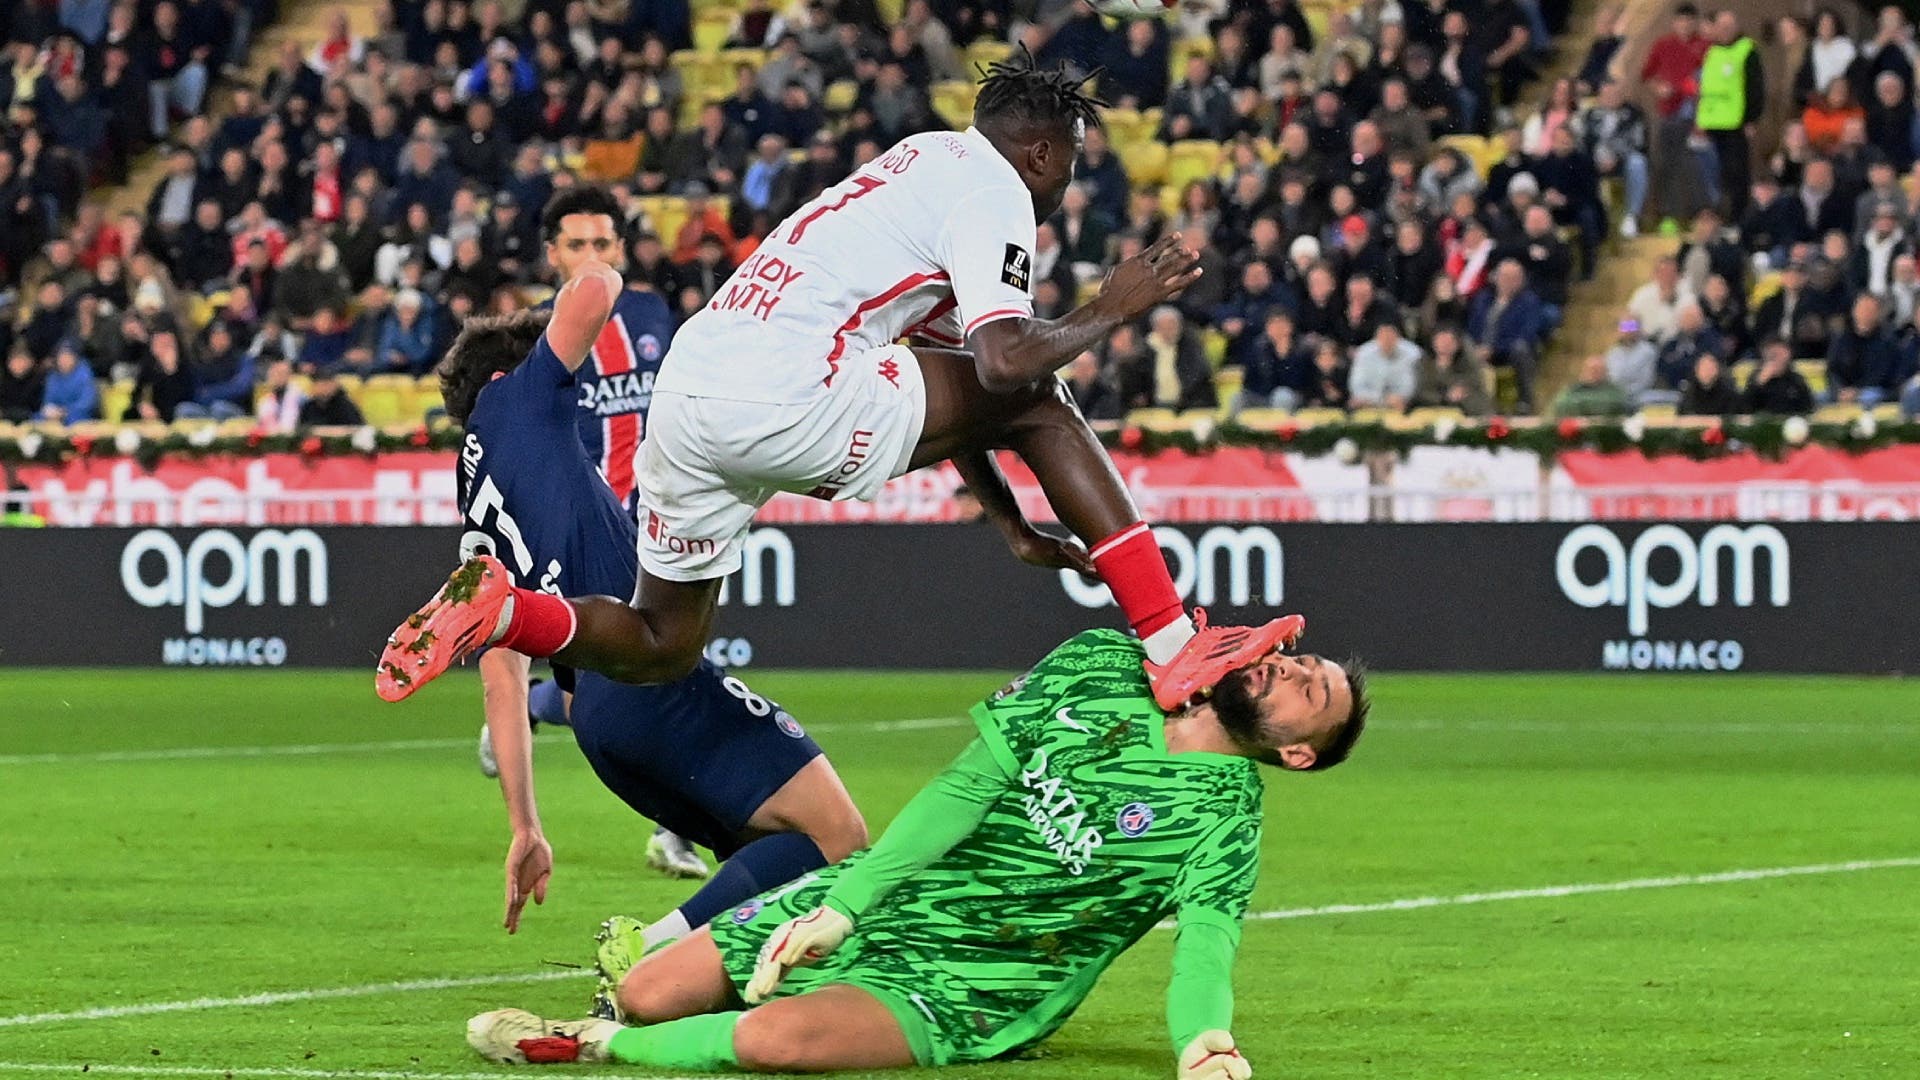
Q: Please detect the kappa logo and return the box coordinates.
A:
[731,899,764,924]
[877,356,902,389]
[1116,802,1155,838]
[1001,243,1031,291]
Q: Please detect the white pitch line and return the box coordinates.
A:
[0,1065,720,1080]
[0,972,581,1029]
[8,856,1916,1032]
[0,718,967,767]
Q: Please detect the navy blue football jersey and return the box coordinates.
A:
[457,334,639,602]
[535,287,672,513]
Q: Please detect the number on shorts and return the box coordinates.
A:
[723,675,773,717]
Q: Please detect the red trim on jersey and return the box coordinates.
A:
[592,315,641,501]
[825,271,950,385]
[903,295,960,345]
[963,306,1029,337]
[787,174,887,244]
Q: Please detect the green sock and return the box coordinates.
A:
[607,1012,742,1071]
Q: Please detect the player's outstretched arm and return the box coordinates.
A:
[968,234,1201,392]
[744,737,1012,1002]
[544,260,623,374]
[951,450,1094,574]
[1165,818,1261,1075]
[480,647,551,934]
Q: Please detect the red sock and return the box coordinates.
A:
[495,588,578,657]
[1090,523,1186,641]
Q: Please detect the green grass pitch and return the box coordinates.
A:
[2,667,1917,1079]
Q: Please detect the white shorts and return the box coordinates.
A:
[634,343,927,581]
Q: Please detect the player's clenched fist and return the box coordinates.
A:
[744,906,854,1004]
[1178,1030,1252,1080]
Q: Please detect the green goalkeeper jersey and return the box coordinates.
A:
[799,629,1266,1061]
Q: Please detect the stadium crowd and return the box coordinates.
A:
[5,0,1913,432]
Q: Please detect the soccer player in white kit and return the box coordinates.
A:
[378,54,1302,713]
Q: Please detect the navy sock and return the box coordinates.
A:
[676,833,827,930]
[527,678,569,728]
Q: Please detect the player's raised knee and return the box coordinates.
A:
[615,963,681,1024]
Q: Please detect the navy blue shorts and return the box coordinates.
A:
[567,660,822,860]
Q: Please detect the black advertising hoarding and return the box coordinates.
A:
[0,523,1912,674]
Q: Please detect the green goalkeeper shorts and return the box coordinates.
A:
[709,874,1041,1066]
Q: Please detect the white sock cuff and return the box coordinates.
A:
[1089,521,1151,561]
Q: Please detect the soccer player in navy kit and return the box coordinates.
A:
[443,238,867,1001]
[475,187,709,881]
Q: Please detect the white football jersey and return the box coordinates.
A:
[655,126,1039,404]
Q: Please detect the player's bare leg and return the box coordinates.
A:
[555,571,720,684]
[731,985,916,1071]
[739,756,869,862]
[910,347,1304,708]
[617,929,738,1023]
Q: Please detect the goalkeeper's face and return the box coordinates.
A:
[1213,653,1354,771]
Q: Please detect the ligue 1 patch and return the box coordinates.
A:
[1001,243,1031,291]
[775,710,806,739]
[1116,802,1155,838]
[638,334,662,361]
[732,899,764,923]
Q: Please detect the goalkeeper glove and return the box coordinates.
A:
[1178,1030,1251,1080]
[744,905,853,1005]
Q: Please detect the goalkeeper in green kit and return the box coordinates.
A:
[466,624,1369,1078]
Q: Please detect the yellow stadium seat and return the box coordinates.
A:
[1290,408,1347,426]
[413,379,446,419]
[1126,407,1185,431]
[1202,328,1229,367]
[1640,402,1678,419]
[1101,106,1142,141]
[1232,408,1292,429]
[1165,140,1223,193]
[100,380,132,423]
[1813,403,1863,424]
[1405,407,1467,426]
[1117,139,1169,187]
[1748,271,1783,307]
[653,198,691,247]
[824,79,858,113]
[355,374,414,427]
[1794,360,1828,394]
[876,0,904,21]
[718,48,766,71]
[693,13,732,53]
[930,81,976,126]
[965,40,1014,72]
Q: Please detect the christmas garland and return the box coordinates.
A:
[1096,413,1920,462]
[2,414,1917,467]
[0,422,464,468]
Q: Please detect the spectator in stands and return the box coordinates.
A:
[1752,260,1830,357]
[727,0,787,49]
[1697,10,1765,218]
[1550,354,1633,418]
[1503,204,1572,308]
[1348,320,1421,412]
[1602,317,1658,403]
[1161,54,1234,142]
[1132,305,1215,412]
[1,344,42,422]
[1238,308,1312,413]
[1678,352,1742,415]
[1743,337,1815,415]
[1303,338,1351,409]
[1063,350,1122,422]
[1697,274,1750,361]
[298,369,365,426]
[1807,9,1857,95]
[1641,3,1710,228]
[1099,17,1170,110]
[1827,293,1903,403]
[1676,208,1745,298]
[182,320,253,419]
[1386,218,1442,311]
[1574,3,1626,94]
[1466,259,1549,410]
[1341,273,1399,349]
[1864,71,1917,171]
[1656,302,1726,389]
[1802,77,1863,155]
[1414,326,1493,416]
[1216,260,1290,368]
[145,1,210,141]
[1626,255,1695,344]
[377,288,435,375]
[1576,80,1648,237]
[1852,200,1912,297]
[38,339,97,424]
[254,355,304,432]
[118,328,187,422]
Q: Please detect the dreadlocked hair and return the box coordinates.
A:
[973,44,1107,135]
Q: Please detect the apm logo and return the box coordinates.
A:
[1555,524,1790,671]
[122,529,330,633]
[1556,524,1790,634]
[1061,526,1282,609]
